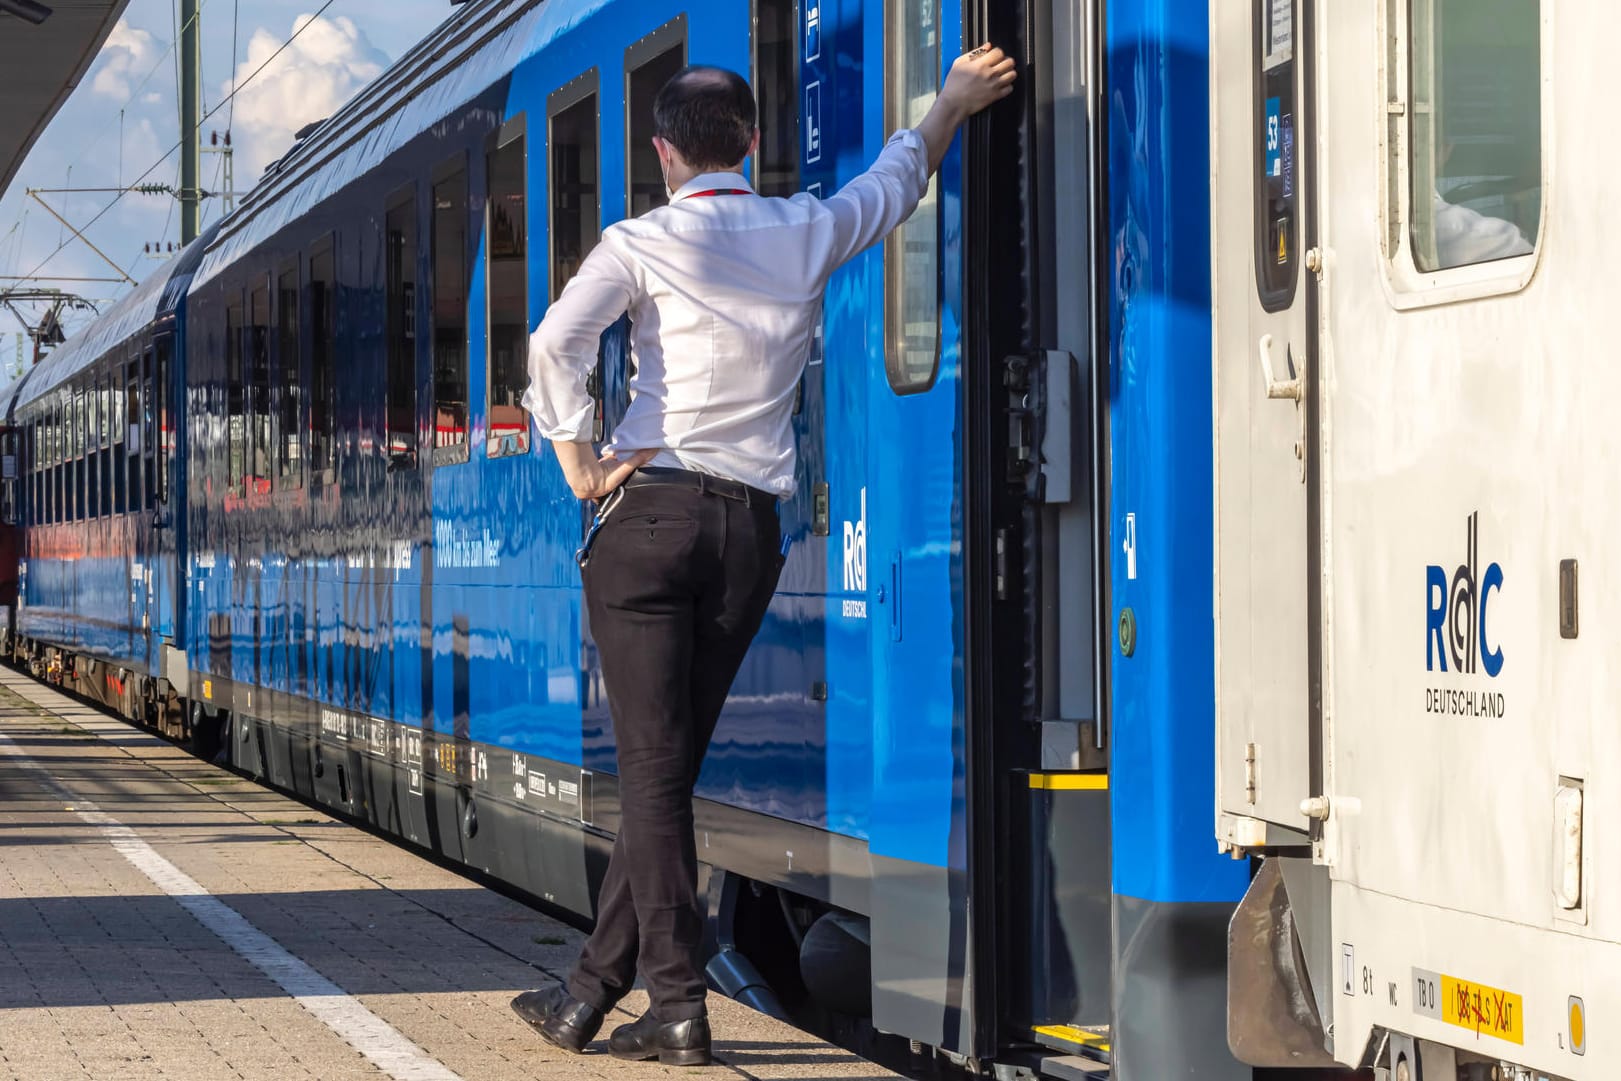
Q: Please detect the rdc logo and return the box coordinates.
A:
[1425,512,1504,677]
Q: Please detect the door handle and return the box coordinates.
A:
[1257,334,1304,402]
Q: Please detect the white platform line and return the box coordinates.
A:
[0,728,463,1081]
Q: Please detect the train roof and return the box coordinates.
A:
[194,0,610,289]
[0,219,222,421]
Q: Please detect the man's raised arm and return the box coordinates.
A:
[822,43,1017,269]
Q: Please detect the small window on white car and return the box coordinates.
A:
[1408,0,1541,272]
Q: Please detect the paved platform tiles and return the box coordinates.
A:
[0,672,901,1081]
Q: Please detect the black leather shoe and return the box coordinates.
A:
[608,1011,712,1066]
[510,985,604,1053]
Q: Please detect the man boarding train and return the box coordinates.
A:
[513,45,1017,1065]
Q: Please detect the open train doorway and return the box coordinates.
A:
[962,0,1112,1064]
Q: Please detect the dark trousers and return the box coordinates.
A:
[566,479,782,1022]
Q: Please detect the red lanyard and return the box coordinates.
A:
[685,188,753,199]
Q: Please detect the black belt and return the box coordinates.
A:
[622,466,775,507]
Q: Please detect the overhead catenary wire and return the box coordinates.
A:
[13,0,340,289]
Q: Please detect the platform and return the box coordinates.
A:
[0,670,900,1081]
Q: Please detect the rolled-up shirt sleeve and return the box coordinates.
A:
[820,128,930,272]
[522,239,636,442]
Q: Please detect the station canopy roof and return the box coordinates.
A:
[1,0,132,198]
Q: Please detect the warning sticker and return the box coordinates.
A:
[1264,0,1293,71]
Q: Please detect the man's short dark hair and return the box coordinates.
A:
[653,66,756,170]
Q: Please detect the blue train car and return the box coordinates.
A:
[1,232,211,727]
[0,0,1278,1075]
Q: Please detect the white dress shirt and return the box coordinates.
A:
[522,128,930,497]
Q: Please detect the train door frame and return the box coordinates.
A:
[861,0,1110,1061]
[971,0,1118,1062]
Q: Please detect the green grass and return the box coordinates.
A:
[533,935,566,946]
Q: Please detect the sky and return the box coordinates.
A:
[0,0,452,375]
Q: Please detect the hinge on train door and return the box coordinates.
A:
[1004,353,1042,499]
[1004,350,1077,503]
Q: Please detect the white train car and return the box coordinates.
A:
[1211,0,1606,1078]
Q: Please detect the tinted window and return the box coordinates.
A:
[432,164,469,453]
[278,265,303,485]
[487,126,530,458]
[227,300,245,497]
[386,191,418,463]
[754,0,801,197]
[250,284,272,493]
[125,357,140,512]
[309,241,337,480]
[153,338,170,505]
[549,81,599,300]
[626,24,685,217]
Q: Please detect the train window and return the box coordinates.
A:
[752,0,800,197]
[486,118,530,459]
[385,188,419,464]
[153,339,170,506]
[99,372,113,517]
[91,378,104,517]
[45,405,54,523]
[29,420,38,525]
[109,372,122,515]
[40,412,48,525]
[431,159,469,457]
[249,284,272,494]
[83,381,98,520]
[54,400,64,523]
[1406,0,1540,272]
[94,374,105,516]
[883,0,941,394]
[548,71,600,301]
[277,264,303,486]
[125,356,140,513]
[87,377,100,455]
[309,240,337,482]
[74,386,86,520]
[626,17,687,217]
[227,299,245,498]
[36,417,44,525]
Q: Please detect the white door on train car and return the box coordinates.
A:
[1210,0,1319,839]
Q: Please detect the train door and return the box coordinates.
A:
[0,424,20,609]
[145,336,177,646]
[859,0,977,1054]
[1211,0,1320,845]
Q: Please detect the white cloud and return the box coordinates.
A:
[224,14,388,181]
[91,19,166,101]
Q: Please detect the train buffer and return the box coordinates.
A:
[0,671,901,1081]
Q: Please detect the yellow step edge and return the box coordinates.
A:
[1027,773,1109,791]
[1032,1024,1112,1053]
